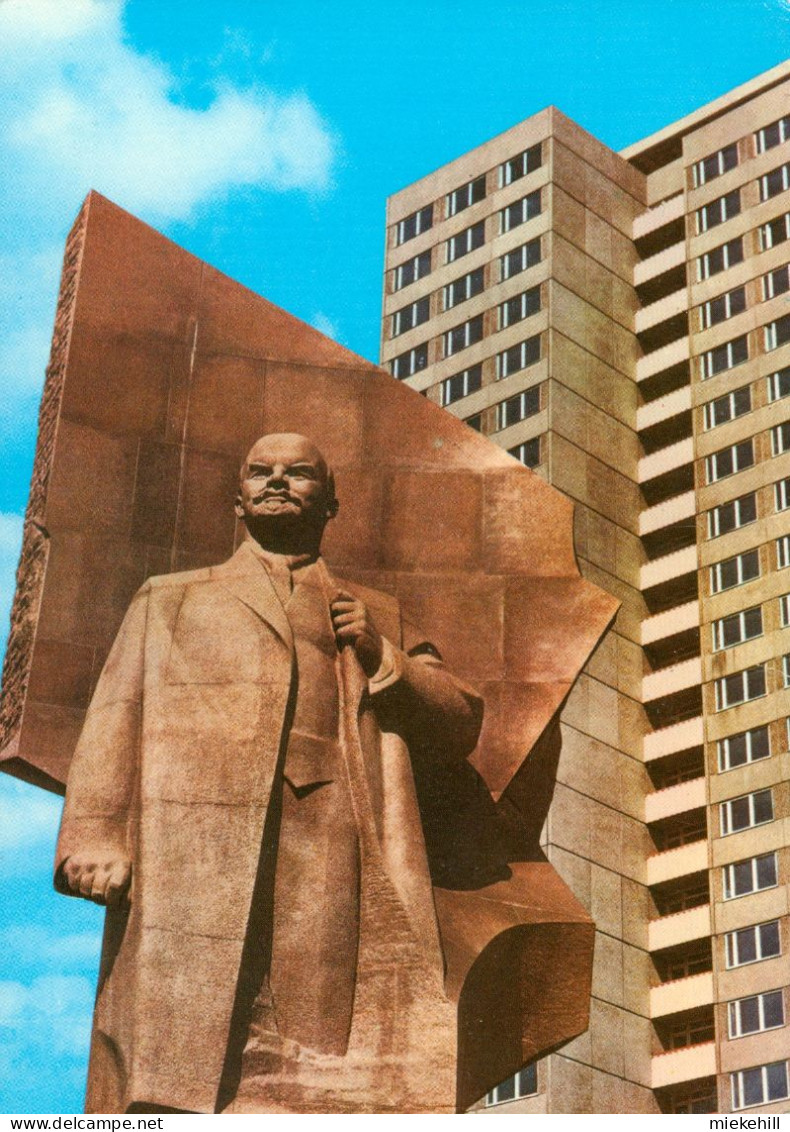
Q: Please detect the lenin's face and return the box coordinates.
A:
[235,434,337,529]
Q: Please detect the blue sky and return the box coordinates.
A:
[2,0,790,1114]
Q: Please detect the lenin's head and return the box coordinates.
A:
[235,433,338,555]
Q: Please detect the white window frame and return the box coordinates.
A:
[700,335,748,379]
[725,920,781,968]
[692,142,738,186]
[498,143,542,188]
[703,386,751,430]
[771,422,790,456]
[696,189,740,233]
[500,237,541,281]
[393,250,431,292]
[710,549,760,594]
[496,387,541,431]
[496,335,541,380]
[446,175,486,218]
[768,366,790,401]
[784,654,790,688]
[712,605,762,651]
[777,479,790,512]
[705,439,754,483]
[778,535,790,568]
[707,491,756,538]
[440,365,482,407]
[722,852,778,900]
[443,315,483,358]
[728,991,785,1039]
[498,285,541,329]
[755,115,790,153]
[446,221,485,264]
[391,297,430,338]
[762,263,790,300]
[499,189,541,235]
[396,205,433,246]
[720,788,774,836]
[700,286,746,329]
[485,1063,538,1106]
[390,344,428,380]
[759,212,790,251]
[718,726,770,772]
[443,266,484,311]
[759,163,790,202]
[509,438,541,467]
[714,665,766,711]
[697,238,743,281]
[731,1061,789,1111]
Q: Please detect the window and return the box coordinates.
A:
[712,605,762,650]
[698,237,743,280]
[765,314,790,352]
[496,387,541,430]
[704,386,751,430]
[720,789,774,835]
[707,492,756,537]
[509,438,541,467]
[718,725,770,772]
[446,175,485,217]
[665,1015,715,1050]
[725,920,781,968]
[714,665,766,711]
[391,296,430,337]
[499,143,542,187]
[700,285,746,329]
[500,189,541,234]
[772,422,790,456]
[696,189,741,233]
[729,991,785,1039]
[700,334,748,378]
[710,548,760,593]
[779,535,790,568]
[496,335,541,379]
[389,343,428,379]
[784,653,790,688]
[760,163,790,201]
[759,212,790,251]
[781,593,790,626]
[763,264,790,300]
[756,115,790,153]
[693,142,738,185]
[768,366,790,400]
[396,205,433,245]
[705,439,754,483]
[731,1062,789,1110]
[446,220,485,263]
[465,413,482,432]
[485,1063,538,1106]
[499,285,541,329]
[723,852,777,899]
[443,314,483,357]
[393,250,431,291]
[443,266,484,310]
[669,1086,718,1115]
[440,364,482,407]
[501,237,541,280]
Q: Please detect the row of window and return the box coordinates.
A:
[712,592,790,648]
[731,1061,788,1111]
[705,423,790,484]
[719,786,773,835]
[395,144,543,247]
[730,987,783,1038]
[440,365,543,427]
[693,156,790,237]
[722,850,777,898]
[713,650,790,710]
[388,237,542,377]
[691,113,790,189]
[699,317,790,382]
[703,366,790,434]
[709,477,790,538]
[696,208,790,283]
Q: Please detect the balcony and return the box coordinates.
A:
[634,241,686,288]
[642,601,700,648]
[652,1042,717,1089]
[639,438,694,484]
[636,337,690,385]
[633,194,685,243]
[644,717,704,763]
[647,840,708,887]
[649,905,712,952]
[640,545,697,592]
[645,776,706,825]
[637,385,692,433]
[651,972,714,1019]
[643,657,702,704]
[639,491,696,537]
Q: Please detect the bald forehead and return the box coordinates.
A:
[242,434,328,481]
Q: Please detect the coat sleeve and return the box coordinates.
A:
[367,621,483,760]
[54,583,150,893]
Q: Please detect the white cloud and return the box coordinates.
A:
[0,974,94,1059]
[312,311,340,341]
[0,925,102,971]
[0,776,62,854]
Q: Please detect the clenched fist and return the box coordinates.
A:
[60,850,132,908]
[330,591,384,677]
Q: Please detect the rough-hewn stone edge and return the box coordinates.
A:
[0,199,89,764]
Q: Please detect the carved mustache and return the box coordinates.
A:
[252,490,301,505]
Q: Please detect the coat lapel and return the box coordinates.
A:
[213,541,294,652]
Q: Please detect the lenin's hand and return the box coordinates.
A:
[60,851,132,908]
[331,591,384,677]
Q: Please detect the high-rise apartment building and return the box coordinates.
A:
[380,60,790,1115]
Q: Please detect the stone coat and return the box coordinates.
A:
[54,541,484,1114]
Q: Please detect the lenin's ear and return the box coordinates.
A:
[234,494,245,519]
[326,498,340,520]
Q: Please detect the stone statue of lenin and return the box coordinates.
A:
[54,432,493,1114]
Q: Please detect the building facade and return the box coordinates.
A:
[380,61,790,1115]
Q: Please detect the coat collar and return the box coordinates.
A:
[212,541,297,652]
